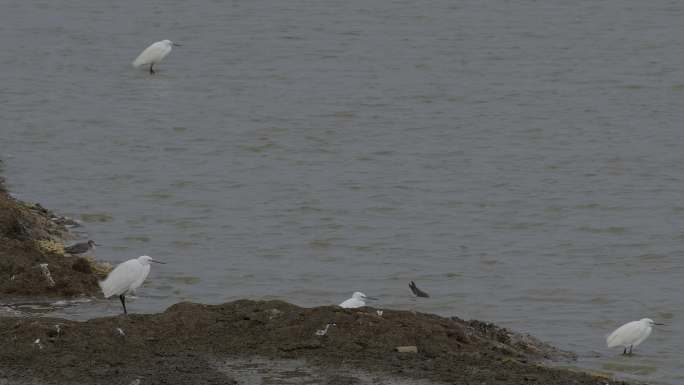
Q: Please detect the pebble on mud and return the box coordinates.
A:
[0,300,635,385]
[266,308,283,320]
[395,346,418,353]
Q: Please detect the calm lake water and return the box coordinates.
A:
[2,0,684,383]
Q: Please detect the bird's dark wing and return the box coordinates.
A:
[409,281,418,295]
[409,281,430,298]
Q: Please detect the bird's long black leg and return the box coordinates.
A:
[628,345,633,355]
[119,294,127,315]
[149,63,155,74]
[622,347,627,355]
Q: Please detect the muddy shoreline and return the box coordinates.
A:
[0,178,108,298]
[1,300,632,385]
[0,176,634,384]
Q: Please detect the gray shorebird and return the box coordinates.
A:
[64,240,99,255]
[409,281,430,298]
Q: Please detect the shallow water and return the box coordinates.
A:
[2,0,684,383]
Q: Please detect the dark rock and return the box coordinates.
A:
[0,178,101,297]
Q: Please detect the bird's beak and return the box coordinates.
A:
[94,243,102,246]
[173,43,182,47]
[654,322,666,326]
[150,259,166,264]
[365,296,379,301]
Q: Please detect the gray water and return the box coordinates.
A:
[2,0,684,383]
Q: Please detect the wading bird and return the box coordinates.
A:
[64,240,99,255]
[339,292,377,308]
[606,318,664,355]
[99,255,165,314]
[132,40,180,74]
[409,281,430,298]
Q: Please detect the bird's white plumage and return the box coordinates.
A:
[339,292,368,308]
[99,256,153,298]
[606,318,654,349]
[132,40,174,68]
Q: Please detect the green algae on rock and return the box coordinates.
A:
[0,180,104,297]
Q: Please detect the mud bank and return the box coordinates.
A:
[0,300,631,385]
[0,174,633,385]
[0,178,104,297]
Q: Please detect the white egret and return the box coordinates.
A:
[339,292,378,308]
[606,318,664,355]
[132,40,180,74]
[99,255,165,314]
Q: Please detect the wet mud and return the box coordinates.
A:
[0,175,634,385]
[0,179,106,298]
[0,300,632,385]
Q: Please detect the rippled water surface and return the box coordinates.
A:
[3,1,684,383]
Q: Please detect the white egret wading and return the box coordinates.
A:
[606,318,664,355]
[132,40,180,74]
[339,292,378,308]
[99,255,165,314]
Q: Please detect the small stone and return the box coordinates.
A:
[48,324,62,337]
[266,308,283,320]
[395,346,418,353]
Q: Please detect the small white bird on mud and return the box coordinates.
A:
[606,318,664,355]
[99,255,165,314]
[315,322,336,336]
[339,292,378,308]
[132,40,180,74]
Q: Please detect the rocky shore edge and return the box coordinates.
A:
[0,177,110,298]
[1,300,632,385]
[0,175,633,385]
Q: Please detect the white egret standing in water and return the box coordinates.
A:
[100,255,165,314]
[339,292,377,308]
[606,318,664,355]
[132,40,180,74]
